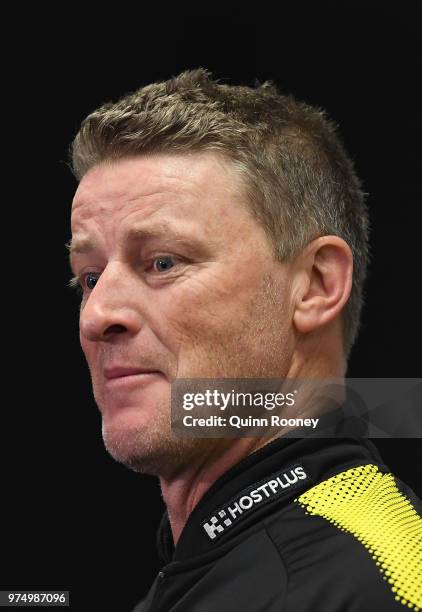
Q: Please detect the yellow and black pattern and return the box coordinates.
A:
[295,464,422,610]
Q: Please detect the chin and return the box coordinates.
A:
[100,404,182,476]
[101,414,214,478]
[102,411,157,465]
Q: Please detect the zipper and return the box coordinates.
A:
[148,569,167,611]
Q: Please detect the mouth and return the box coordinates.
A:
[103,367,165,388]
[104,366,162,380]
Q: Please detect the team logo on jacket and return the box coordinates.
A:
[202,465,308,541]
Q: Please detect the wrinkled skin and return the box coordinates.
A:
[69,152,300,477]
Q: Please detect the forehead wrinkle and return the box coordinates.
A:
[126,221,190,242]
[72,190,174,213]
[69,193,176,258]
[67,219,206,271]
[69,154,246,263]
[72,151,237,214]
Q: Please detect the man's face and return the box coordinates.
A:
[70,152,295,476]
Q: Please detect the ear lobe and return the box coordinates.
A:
[293,237,353,336]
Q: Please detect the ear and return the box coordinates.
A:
[292,236,353,335]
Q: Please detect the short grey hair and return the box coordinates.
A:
[68,67,370,361]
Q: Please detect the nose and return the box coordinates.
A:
[79,265,143,342]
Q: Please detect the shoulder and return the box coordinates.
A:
[266,463,421,611]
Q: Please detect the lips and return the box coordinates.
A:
[104,366,162,380]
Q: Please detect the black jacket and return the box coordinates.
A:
[133,425,421,611]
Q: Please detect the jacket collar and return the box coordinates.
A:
[157,406,385,564]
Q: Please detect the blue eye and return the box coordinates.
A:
[153,256,176,272]
[85,272,100,289]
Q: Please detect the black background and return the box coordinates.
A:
[5,4,422,611]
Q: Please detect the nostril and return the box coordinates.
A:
[104,324,127,336]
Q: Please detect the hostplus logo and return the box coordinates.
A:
[202,465,308,541]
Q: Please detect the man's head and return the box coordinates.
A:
[68,69,368,477]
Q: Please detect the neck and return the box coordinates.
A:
[160,350,345,546]
[159,437,267,544]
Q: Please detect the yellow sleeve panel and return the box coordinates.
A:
[295,464,422,610]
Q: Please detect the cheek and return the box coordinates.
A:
[163,279,243,341]
[161,267,279,348]
[79,333,97,369]
[79,331,88,355]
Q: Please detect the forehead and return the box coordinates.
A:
[71,151,244,221]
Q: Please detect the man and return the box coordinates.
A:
[67,69,421,611]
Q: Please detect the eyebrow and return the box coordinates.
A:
[125,222,198,244]
[66,221,205,265]
[65,238,95,255]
